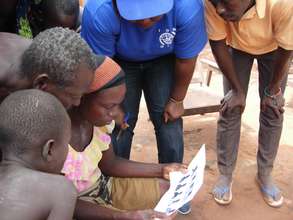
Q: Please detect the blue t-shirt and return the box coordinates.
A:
[81,0,207,61]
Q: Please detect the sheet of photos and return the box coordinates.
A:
[155,144,206,215]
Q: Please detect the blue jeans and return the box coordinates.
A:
[112,55,184,163]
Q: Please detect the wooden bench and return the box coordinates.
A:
[183,58,223,116]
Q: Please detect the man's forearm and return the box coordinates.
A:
[170,57,197,101]
[269,47,292,93]
[209,39,243,92]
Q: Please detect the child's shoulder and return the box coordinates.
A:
[1,166,76,199]
[29,169,77,196]
[0,166,77,220]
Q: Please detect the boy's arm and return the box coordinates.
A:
[268,47,292,93]
[209,39,246,114]
[74,199,174,220]
[47,177,77,220]
[260,47,292,117]
[99,144,187,179]
[205,0,245,114]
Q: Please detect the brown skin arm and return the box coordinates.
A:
[267,47,292,93]
[74,200,130,220]
[99,144,187,178]
[74,199,175,220]
[209,39,246,114]
[163,57,197,122]
[261,47,292,118]
[172,57,198,101]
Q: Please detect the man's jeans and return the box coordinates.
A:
[217,48,288,177]
[112,55,184,163]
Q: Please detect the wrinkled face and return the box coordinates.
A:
[209,0,251,22]
[43,63,94,110]
[130,15,163,28]
[81,84,126,126]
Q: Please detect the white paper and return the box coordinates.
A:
[154,144,206,215]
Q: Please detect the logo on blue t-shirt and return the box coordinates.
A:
[158,28,176,48]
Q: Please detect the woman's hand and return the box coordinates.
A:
[162,163,188,180]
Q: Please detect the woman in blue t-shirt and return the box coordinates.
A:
[81,1,207,214]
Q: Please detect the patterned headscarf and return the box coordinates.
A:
[89,55,125,93]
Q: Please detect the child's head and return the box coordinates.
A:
[80,56,126,126]
[21,27,96,109]
[29,0,80,36]
[0,89,71,174]
[0,33,32,102]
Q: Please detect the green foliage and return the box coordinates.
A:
[19,17,33,39]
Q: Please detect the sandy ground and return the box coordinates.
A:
[129,49,293,220]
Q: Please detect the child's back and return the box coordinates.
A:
[0,165,76,220]
[0,89,77,220]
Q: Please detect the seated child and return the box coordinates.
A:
[63,56,187,220]
[0,89,77,220]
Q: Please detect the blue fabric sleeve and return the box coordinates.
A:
[81,2,119,57]
[174,0,207,59]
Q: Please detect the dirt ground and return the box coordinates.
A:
[129,48,293,220]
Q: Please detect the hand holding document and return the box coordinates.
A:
[155,144,206,215]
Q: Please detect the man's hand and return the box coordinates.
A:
[163,100,184,123]
[261,93,285,118]
[129,210,177,220]
[220,89,246,115]
[162,163,188,180]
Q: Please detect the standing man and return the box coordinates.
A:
[81,0,207,165]
[205,0,292,207]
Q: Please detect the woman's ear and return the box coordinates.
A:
[41,139,55,162]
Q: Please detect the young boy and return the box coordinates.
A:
[0,89,77,220]
[205,0,292,207]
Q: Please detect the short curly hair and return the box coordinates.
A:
[21,27,96,87]
[0,89,70,156]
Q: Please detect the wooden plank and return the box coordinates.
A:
[183,58,222,116]
[183,86,222,116]
[200,58,220,72]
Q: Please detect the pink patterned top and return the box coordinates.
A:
[62,122,114,192]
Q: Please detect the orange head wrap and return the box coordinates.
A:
[89,56,125,93]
